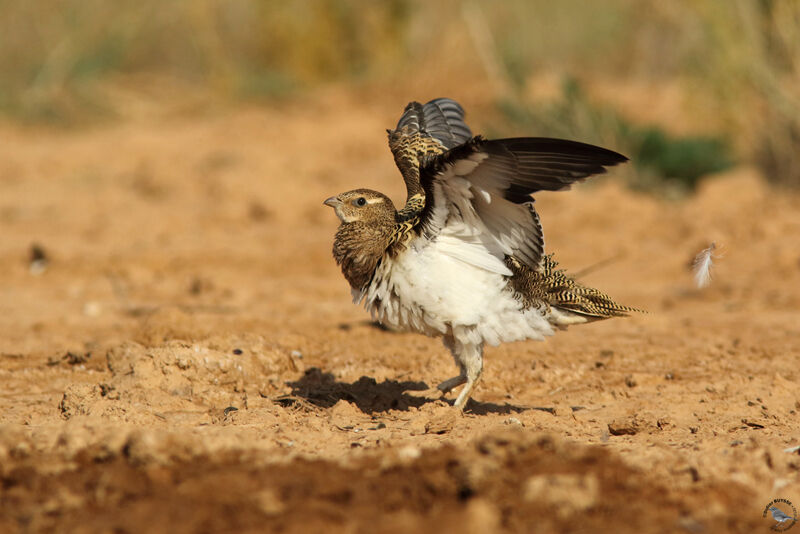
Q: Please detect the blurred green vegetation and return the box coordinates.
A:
[0,0,798,188]
[0,0,413,121]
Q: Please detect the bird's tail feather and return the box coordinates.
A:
[539,255,644,319]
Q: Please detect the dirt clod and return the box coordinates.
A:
[608,417,639,436]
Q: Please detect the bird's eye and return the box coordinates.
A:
[354,197,367,207]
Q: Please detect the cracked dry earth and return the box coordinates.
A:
[1,93,799,533]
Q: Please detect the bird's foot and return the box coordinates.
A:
[404,374,466,401]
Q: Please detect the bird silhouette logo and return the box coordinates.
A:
[763,499,797,531]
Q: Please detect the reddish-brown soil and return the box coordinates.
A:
[1,90,799,533]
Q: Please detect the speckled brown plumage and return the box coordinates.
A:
[330,190,396,290]
[388,129,445,201]
[387,99,473,221]
[332,222,390,290]
[383,102,468,252]
[505,255,640,319]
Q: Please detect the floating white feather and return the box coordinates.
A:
[692,242,718,289]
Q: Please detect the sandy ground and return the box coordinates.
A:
[1,90,799,533]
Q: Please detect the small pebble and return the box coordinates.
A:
[608,418,638,436]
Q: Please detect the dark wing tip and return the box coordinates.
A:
[497,137,628,166]
[480,137,628,202]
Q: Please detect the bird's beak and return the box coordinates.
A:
[323,196,341,208]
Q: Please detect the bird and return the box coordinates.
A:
[770,506,796,525]
[324,98,638,410]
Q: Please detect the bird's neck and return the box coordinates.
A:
[332,220,394,290]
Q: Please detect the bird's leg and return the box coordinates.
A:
[407,373,466,400]
[405,334,464,400]
[436,373,466,395]
[452,340,484,411]
[435,334,466,395]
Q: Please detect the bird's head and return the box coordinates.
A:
[323,189,396,225]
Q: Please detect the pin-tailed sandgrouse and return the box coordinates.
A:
[325,98,637,410]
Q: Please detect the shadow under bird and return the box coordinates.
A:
[324,98,639,410]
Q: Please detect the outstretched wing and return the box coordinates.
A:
[393,98,473,149]
[418,136,627,271]
[388,98,473,203]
